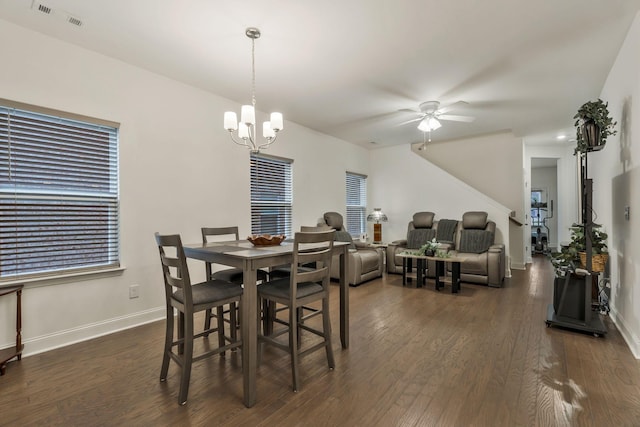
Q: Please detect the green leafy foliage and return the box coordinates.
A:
[573,99,617,154]
[548,223,608,276]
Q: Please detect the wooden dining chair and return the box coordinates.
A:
[268,225,329,280]
[201,227,267,341]
[257,230,336,392]
[265,225,328,333]
[155,233,243,405]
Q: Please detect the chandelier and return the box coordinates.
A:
[224,27,283,154]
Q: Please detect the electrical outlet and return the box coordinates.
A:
[129,284,139,299]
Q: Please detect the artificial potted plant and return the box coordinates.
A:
[569,223,609,272]
[549,223,608,275]
[418,238,440,256]
[573,99,617,155]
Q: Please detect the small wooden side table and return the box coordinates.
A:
[0,284,24,375]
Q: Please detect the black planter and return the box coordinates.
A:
[553,275,586,321]
[425,249,435,257]
[581,120,605,151]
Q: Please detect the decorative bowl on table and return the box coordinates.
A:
[247,234,286,246]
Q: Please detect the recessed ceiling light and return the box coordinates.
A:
[556,135,567,140]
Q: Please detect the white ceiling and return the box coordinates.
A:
[1,0,639,149]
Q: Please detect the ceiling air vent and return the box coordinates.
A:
[31,1,52,15]
[30,1,83,28]
[67,15,82,27]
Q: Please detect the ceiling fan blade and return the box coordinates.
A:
[438,114,475,123]
[438,100,469,114]
[396,117,423,126]
[398,108,420,114]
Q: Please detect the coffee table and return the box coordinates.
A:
[398,252,468,293]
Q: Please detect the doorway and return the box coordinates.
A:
[530,158,559,255]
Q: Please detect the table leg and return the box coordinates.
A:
[242,263,258,408]
[435,260,444,291]
[16,289,22,360]
[452,261,461,293]
[402,257,407,286]
[416,259,424,288]
[339,246,349,349]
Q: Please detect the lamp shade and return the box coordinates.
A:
[238,122,249,139]
[240,105,255,125]
[418,117,441,132]
[270,112,283,131]
[262,121,275,138]
[224,111,238,130]
[367,208,388,223]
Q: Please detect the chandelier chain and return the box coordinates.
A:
[251,37,256,109]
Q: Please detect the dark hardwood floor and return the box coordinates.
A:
[2,256,639,426]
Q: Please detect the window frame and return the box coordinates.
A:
[0,99,120,283]
[250,153,293,237]
[345,171,367,236]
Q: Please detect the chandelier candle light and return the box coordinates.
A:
[224,27,283,154]
[367,208,388,243]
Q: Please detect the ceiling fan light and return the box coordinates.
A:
[417,117,442,132]
[417,118,431,132]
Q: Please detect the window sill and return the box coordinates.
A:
[0,266,126,289]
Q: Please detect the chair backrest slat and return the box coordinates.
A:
[201,226,240,243]
[155,232,192,297]
[291,231,335,299]
[200,226,240,280]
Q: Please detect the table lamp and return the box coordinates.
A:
[367,208,388,243]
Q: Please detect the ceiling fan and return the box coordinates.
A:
[398,100,475,135]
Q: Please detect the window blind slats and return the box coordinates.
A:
[346,172,367,236]
[0,105,119,280]
[250,154,292,237]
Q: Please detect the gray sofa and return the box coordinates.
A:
[387,211,505,288]
[320,212,384,286]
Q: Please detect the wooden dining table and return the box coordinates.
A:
[183,239,350,408]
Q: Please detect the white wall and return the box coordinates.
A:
[369,144,512,276]
[594,11,640,357]
[417,132,524,213]
[413,132,526,269]
[0,20,369,355]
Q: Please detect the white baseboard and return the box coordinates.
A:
[610,308,640,359]
[511,262,527,270]
[18,306,165,357]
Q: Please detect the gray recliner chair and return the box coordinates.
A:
[448,211,505,287]
[386,212,439,275]
[320,212,384,286]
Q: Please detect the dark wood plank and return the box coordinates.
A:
[1,256,639,426]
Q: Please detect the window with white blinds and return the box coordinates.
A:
[250,154,292,237]
[0,102,120,281]
[346,172,367,235]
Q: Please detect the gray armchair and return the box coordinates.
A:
[448,211,505,287]
[320,212,384,286]
[386,212,438,275]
